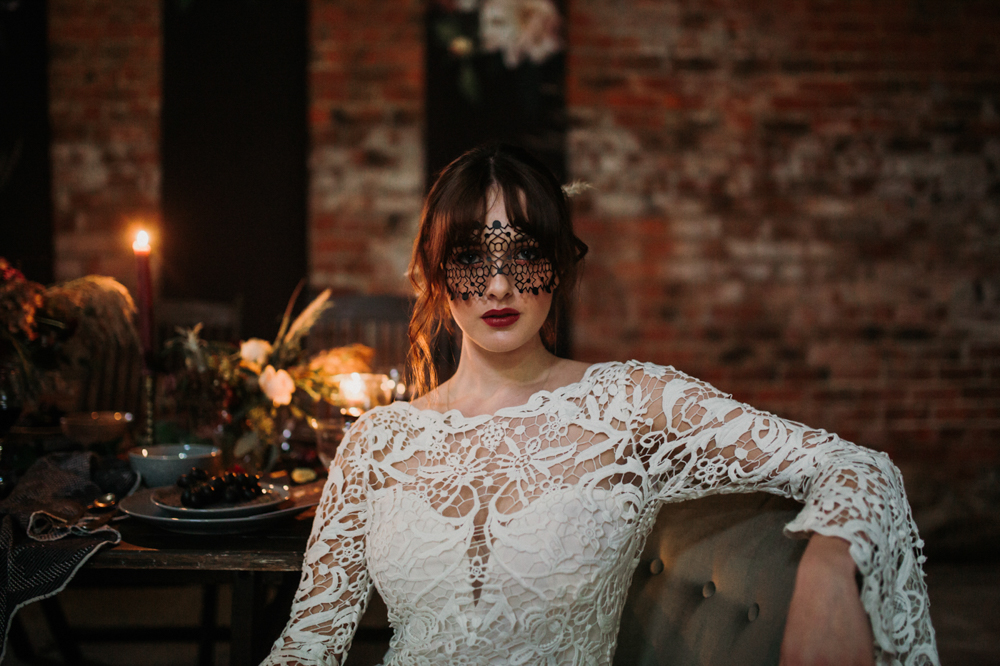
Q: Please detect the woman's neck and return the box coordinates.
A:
[439,336,560,415]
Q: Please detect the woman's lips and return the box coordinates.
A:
[482,309,520,328]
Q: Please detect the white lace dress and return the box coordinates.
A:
[262,361,938,666]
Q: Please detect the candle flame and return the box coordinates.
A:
[133,230,151,253]
[340,372,367,405]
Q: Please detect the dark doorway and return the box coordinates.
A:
[0,0,53,283]
[161,0,307,340]
[424,1,567,184]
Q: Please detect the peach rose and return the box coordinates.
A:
[259,365,295,406]
[240,338,273,372]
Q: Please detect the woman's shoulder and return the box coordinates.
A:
[408,385,445,413]
[583,360,726,395]
[352,402,411,428]
[336,403,415,460]
[547,358,594,388]
[342,402,416,442]
[581,359,677,382]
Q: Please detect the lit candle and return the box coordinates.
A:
[339,373,368,409]
[132,229,154,366]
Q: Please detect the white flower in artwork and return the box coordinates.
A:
[259,365,295,406]
[240,338,273,372]
[480,0,562,68]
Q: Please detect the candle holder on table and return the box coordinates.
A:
[310,373,395,468]
[142,373,154,446]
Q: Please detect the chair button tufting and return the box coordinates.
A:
[702,581,715,598]
[748,603,760,622]
[650,558,664,575]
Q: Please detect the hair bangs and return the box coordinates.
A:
[407,142,589,396]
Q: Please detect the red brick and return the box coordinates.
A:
[939,367,984,381]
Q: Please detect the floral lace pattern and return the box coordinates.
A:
[263,361,938,666]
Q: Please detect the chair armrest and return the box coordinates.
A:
[614,493,807,666]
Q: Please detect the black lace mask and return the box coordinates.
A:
[445,220,556,300]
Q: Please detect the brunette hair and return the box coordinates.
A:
[407,143,589,397]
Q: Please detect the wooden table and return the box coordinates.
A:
[78,509,315,666]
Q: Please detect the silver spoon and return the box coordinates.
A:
[77,493,119,531]
[89,492,117,511]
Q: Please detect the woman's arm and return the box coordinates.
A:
[781,534,875,666]
[262,418,374,666]
[622,362,937,666]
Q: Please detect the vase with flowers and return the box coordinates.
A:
[160,286,376,472]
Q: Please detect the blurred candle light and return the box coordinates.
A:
[333,373,393,420]
[340,373,367,408]
[132,229,151,253]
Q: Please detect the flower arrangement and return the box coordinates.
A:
[0,259,46,348]
[161,287,375,468]
[431,0,563,102]
[479,0,562,68]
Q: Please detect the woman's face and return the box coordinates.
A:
[446,191,554,355]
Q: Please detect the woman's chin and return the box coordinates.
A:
[463,326,545,356]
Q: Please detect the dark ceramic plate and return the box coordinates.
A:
[150,483,289,518]
[119,482,323,535]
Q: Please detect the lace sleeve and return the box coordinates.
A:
[262,416,374,666]
[624,362,938,666]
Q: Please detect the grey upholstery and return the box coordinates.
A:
[614,493,807,666]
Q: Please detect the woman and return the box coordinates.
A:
[263,144,937,665]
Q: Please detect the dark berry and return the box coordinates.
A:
[194,484,213,504]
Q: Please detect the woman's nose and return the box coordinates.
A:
[483,264,513,300]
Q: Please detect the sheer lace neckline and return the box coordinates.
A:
[398,360,611,421]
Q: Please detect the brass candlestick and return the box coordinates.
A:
[143,372,154,446]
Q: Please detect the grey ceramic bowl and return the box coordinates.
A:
[128,444,222,487]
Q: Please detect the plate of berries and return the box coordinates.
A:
[119,480,324,535]
[150,468,290,518]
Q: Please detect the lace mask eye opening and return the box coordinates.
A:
[445,221,556,300]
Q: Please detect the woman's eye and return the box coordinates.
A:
[454,251,482,266]
[514,246,541,262]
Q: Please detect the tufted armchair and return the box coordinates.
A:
[613,493,807,666]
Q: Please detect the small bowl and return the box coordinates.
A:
[128,444,222,488]
[61,411,133,445]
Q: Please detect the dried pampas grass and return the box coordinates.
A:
[44,276,139,350]
[561,180,593,198]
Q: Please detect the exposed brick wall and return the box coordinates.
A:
[47,0,425,297]
[308,0,424,295]
[49,0,161,294]
[567,0,1000,478]
[44,0,999,481]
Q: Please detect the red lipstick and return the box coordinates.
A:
[482,308,520,328]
